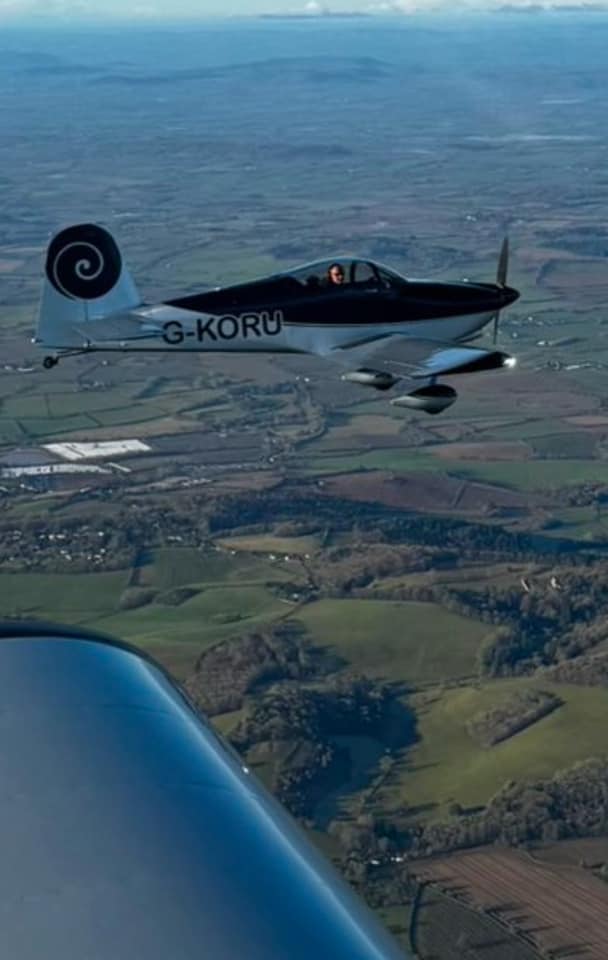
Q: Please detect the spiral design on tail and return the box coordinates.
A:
[46,223,122,300]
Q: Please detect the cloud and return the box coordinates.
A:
[0,0,97,18]
[1,0,606,19]
[363,0,608,8]
[365,0,443,10]
[0,0,167,19]
[0,0,35,12]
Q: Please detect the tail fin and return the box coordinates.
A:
[35,223,141,349]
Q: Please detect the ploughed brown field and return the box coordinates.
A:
[564,415,608,428]
[413,885,541,960]
[320,470,546,514]
[413,847,608,960]
[432,442,532,462]
[531,837,608,869]
[461,370,598,418]
[538,259,608,304]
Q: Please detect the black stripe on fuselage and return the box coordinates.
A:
[166,282,501,326]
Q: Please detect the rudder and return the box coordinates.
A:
[36,223,141,349]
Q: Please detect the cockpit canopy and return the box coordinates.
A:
[189,258,408,314]
[279,258,405,291]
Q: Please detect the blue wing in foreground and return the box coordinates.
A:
[0,623,409,960]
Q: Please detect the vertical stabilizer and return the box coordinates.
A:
[35,223,141,349]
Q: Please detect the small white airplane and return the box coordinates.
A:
[34,222,519,415]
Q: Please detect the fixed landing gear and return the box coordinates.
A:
[42,346,91,369]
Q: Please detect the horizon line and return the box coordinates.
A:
[2,6,608,26]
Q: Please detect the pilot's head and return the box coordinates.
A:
[328,263,345,286]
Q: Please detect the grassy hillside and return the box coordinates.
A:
[296,598,490,686]
[0,548,299,676]
[382,679,608,822]
[0,570,129,620]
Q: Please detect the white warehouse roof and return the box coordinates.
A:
[43,440,151,461]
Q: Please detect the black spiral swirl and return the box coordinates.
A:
[46,223,122,300]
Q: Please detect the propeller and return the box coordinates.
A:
[492,236,509,345]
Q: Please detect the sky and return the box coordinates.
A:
[0,0,606,20]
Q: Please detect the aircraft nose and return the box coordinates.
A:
[502,285,520,306]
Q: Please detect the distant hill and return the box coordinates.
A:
[496,2,608,11]
[92,56,391,87]
[0,50,99,76]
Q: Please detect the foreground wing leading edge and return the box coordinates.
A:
[0,624,409,960]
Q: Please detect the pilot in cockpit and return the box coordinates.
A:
[325,263,345,287]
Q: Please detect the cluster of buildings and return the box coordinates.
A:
[0,440,151,486]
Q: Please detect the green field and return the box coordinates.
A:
[88,584,286,649]
[376,906,412,952]
[305,451,438,475]
[310,412,405,453]
[348,413,404,435]
[542,505,608,541]
[140,547,226,588]
[17,414,99,437]
[163,246,280,289]
[0,367,237,450]
[296,599,489,686]
[453,458,608,491]
[530,431,599,459]
[0,570,129,620]
[0,420,26,443]
[108,547,298,663]
[88,405,170,427]
[382,679,608,821]
[216,534,318,556]
[0,548,297,676]
[140,547,295,589]
[0,395,52,418]
[303,449,608,490]
[0,382,175,442]
[45,389,138,416]
[485,417,569,441]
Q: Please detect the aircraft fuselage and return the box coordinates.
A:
[114,269,519,356]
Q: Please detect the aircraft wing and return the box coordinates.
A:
[326,335,513,381]
[0,622,409,960]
